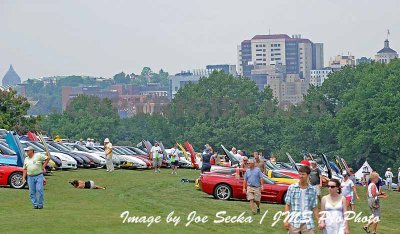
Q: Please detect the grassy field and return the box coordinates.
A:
[1,168,399,234]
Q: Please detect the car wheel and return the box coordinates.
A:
[8,172,26,189]
[213,183,232,200]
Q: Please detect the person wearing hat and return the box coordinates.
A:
[150,142,162,173]
[340,170,359,211]
[384,168,394,191]
[22,146,50,209]
[243,159,264,215]
[76,138,84,146]
[104,138,114,172]
[86,138,91,147]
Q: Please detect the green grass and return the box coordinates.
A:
[1,168,399,233]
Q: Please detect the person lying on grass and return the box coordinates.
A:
[69,180,106,190]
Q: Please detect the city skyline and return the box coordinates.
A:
[1,0,399,80]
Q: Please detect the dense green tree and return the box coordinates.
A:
[0,89,41,133]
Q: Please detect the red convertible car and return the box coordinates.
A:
[0,164,26,189]
[199,168,289,204]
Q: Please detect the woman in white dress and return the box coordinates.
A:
[319,179,349,234]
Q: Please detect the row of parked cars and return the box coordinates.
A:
[0,137,198,190]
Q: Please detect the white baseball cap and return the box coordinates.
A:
[104,138,110,143]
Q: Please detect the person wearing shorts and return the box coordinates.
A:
[169,144,180,175]
[348,168,358,211]
[341,170,359,211]
[385,168,394,191]
[243,159,264,215]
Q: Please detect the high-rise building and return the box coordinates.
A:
[375,39,398,64]
[237,34,323,80]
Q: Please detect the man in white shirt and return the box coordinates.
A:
[385,168,394,190]
[150,142,162,173]
[236,150,244,163]
[104,138,114,172]
[169,144,180,175]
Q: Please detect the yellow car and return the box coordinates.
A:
[266,170,299,184]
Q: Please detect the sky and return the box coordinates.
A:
[1,0,399,80]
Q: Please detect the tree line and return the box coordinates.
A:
[3,60,400,174]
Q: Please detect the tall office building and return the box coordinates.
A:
[237,34,323,81]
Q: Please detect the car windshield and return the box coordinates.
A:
[73,144,91,152]
[21,142,44,152]
[131,147,146,155]
[51,143,71,152]
[112,148,124,155]
[117,147,135,155]
[92,147,103,152]
[31,141,60,152]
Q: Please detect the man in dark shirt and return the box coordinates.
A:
[309,161,323,204]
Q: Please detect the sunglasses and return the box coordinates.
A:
[328,185,337,189]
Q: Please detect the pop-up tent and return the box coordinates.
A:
[355,161,373,180]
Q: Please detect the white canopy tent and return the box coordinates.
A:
[355,161,373,180]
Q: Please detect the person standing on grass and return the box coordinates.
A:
[150,142,162,173]
[201,148,212,173]
[309,161,323,205]
[22,146,50,209]
[318,179,349,234]
[348,168,358,211]
[104,138,114,172]
[243,159,264,215]
[341,170,360,211]
[284,165,319,234]
[385,168,393,191]
[363,172,388,234]
[169,144,180,175]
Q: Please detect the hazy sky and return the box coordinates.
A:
[1,0,399,80]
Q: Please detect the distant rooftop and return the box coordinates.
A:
[252,34,291,40]
[2,65,21,86]
[377,39,398,54]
